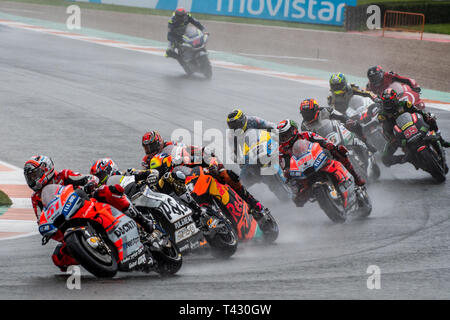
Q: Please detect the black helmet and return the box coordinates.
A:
[174,7,188,23]
[367,66,384,87]
[227,109,248,131]
[380,88,399,113]
[299,99,321,123]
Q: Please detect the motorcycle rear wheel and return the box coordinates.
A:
[65,231,118,278]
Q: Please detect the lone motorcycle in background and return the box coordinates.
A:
[167,25,212,79]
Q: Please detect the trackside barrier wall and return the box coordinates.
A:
[69,0,357,26]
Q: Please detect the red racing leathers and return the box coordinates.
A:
[279,131,365,187]
[366,71,420,97]
[32,169,131,271]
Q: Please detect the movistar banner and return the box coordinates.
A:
[71,0,357,26]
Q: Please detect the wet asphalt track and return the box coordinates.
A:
[1,25,450,299]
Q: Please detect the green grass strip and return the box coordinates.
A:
[0,190,12,206]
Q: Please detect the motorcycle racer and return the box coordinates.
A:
[165,7,206,60]
[377,88,450,167]
[366,65,421,97]
[300,98,378,153]
[140,130,269,225]
[24,155,158,272]
[327,73,378,114]
[277,119,367,188]
[24,155,100,271]
[226,108,276,133]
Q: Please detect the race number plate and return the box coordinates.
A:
[175,223,198,243]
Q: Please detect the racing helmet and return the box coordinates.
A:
[277,119,299,145]
[142,131,164,157]
[367,65,384,87]
[227,109,248,132]
[90,158,120,185]
[380,88,399,113]
[149,153,173,176]
[299,99,321,124]
[174,7,188,24]
[329,73,348,96]
[24,155,55,192]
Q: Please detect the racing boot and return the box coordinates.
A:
[52,243,79,272]
[341,157,366,186]
[124,205,157,235]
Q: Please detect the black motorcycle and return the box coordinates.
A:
[173,25,212,79]
[393,112,447,183]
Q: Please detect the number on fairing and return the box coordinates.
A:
[160,197,190,221]
[404,125,418,139]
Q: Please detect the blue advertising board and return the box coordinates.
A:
[70,0,357,26]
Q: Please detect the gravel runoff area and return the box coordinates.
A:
[0,1,449,91]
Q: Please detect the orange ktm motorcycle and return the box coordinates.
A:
[38,184,182,278]
[180,166,279,244]
[289,139,372,223]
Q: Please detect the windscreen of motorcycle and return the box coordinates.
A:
[41,184,62,207]
[395,113,414,131]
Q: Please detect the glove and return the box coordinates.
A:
[335,145,348,157]
[208,162,219,177]
[327,95,333,106]
[146,169,160,186]
[109,184,125,195]
[412,86,421,93]
[345,118,357,129]
[162,172,174,184]
[83,181,97,195]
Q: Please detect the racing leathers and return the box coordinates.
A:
[142,139,266,219]
[377,101,449,167]
[33,169,155,271]
[301,107,378,153]
[227,115,276,183]
[328,83,378,114]
[31,169,96,271]
[166,13,206,59]
[366,71,420,97]
[279,131,366,206]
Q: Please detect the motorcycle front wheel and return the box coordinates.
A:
[65,230,118,278]
[151,239,183,276]
[199,55,212,79]
[313,183,347,223]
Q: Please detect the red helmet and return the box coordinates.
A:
[24,155,55,192]
[277,119,299,145]
[90,158,119,185]
[380,88,399,113]
[174,7,188,23]
[142,131,164,158]
[299,99,321,124]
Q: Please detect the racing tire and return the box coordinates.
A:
[152,239,183,276]
[313,184,347,223]
[356,187,372,218]
[205,220,238,259]
[65,231,118,278]
[200,55,212,79]
[420,147,446,183]
[260,210,279,244]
